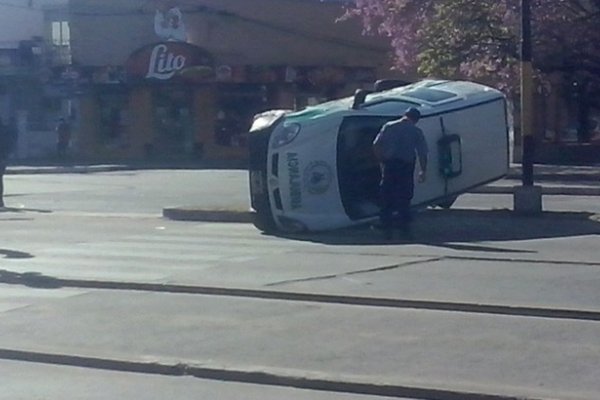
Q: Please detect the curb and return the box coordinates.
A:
[162,207,254,223]
[505,172,600,182]
[5,160,249,175]
[6,165,128,175]
[472,185,600,196]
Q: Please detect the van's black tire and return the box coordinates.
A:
[252,211,277,233]
[437,195,458,209]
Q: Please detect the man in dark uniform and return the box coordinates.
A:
[373,107,428,239]
[56,117,71,159]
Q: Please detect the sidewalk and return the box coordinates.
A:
[476,164,600,195]
[474,164,600,196]
[505,163,600,183]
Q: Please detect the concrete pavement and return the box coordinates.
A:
[1,169,599,400]
[2,219,600,399]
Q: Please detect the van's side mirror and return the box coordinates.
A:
[438,134,462,178]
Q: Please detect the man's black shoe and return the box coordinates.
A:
[370,224,394,241]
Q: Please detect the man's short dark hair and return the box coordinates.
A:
[405,107,421,121]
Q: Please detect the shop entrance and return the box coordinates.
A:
[98,88,128,150]
[151,85,193,159]
[216,84,270,149]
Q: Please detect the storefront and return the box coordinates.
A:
[531,73,600,164]
[70,41,376,163]
[62,0,391,163]
[72,42,209,161]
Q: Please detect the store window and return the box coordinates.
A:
[52,21,70,46]
[51,20,71,65]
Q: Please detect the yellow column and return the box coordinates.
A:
[128,86,154,159]
[77,95,100,158]
[192,84,217,155]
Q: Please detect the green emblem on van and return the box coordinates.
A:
[287,152,302,209]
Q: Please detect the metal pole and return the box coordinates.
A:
[521,0,534,186]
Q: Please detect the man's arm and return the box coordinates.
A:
[416,130,428,182]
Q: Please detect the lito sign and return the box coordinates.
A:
[126,42,214,82]
[147,44,186,79]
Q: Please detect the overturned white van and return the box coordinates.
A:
[248,79,510,233]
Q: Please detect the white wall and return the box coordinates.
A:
[0,3,42,47]
[70,0,390,68]
[0,0,67,47]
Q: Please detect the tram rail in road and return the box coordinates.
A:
[2,267,600,323]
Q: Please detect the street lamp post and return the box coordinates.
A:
[521,0,534,186]
[514,0,543,213]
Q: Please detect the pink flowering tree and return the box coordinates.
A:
[343,0,600,141]
[343,0,600,95]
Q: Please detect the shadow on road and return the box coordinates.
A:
[276,209,600,247]
[0,270,62,289]
[0,206,53,214]
[0,249,34,259]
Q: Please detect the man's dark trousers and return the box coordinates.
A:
[379,159,415,236]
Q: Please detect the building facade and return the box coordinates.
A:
[5,0,595,164]
[50,0,393,163]
[0,0,76,160]
[531,73,600,164]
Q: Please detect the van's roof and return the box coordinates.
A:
[367,79,503,107]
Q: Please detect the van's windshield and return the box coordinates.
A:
[336,116,394,220]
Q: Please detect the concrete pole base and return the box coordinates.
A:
[513,185,543,214]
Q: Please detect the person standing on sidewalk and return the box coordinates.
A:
[56,117,71,160]
[372,107,428,240]
[0,117,17,208]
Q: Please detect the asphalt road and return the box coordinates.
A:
[5,167,600,215]
[1,169,599,400]
[4,169,252,215]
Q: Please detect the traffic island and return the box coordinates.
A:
[513,185,543,214]
[162,207,254,223]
